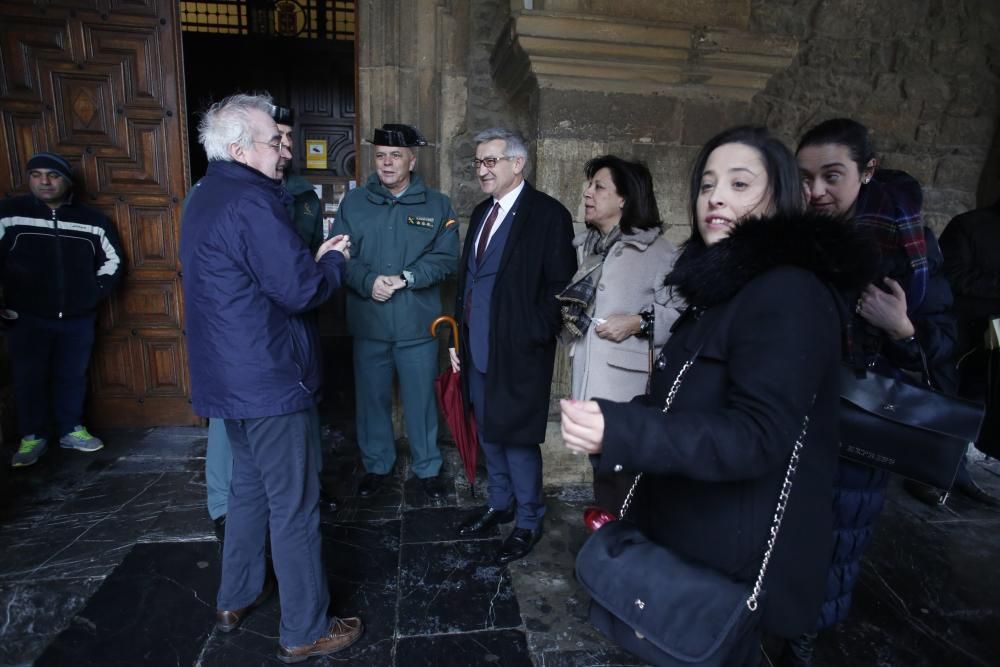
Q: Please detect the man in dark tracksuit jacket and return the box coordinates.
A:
[0,151,123,467]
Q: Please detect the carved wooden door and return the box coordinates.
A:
[0,0,196,427]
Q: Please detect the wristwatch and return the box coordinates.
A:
[637,309,653,338]
[401,270,414,288]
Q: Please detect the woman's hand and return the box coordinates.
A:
[595,314,642,342]
[857,277,915,340]
[561,399,606,455]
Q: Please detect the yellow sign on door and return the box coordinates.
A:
[306,139,328,169]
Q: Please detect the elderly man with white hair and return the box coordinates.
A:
[180,93,362,662]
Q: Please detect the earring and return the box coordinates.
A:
[863,176,871,184]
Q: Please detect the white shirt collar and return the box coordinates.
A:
[493,179,525,213]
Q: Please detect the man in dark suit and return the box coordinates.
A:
[450,128,576,563]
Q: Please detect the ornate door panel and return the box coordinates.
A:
[0,0,195,427]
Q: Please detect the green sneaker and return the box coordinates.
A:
[11,435,48,467]
[59,426,104,452]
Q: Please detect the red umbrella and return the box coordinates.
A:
[431,315,479,497]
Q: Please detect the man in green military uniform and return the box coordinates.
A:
[273,105,324,254]
[333,124,459,498]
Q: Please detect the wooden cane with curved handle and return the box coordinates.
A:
[430,315,459,355]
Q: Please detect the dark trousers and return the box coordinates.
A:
[6,312,95,438]
[467,367,545,530]
[352,337,441,478]
[218,408,331,647]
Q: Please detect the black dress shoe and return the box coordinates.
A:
[456,506,515,536]
[216,572,276,632]
[358,472,388,497]
[420,474,447,499]
[955,477,1000,507]
[497,527,541,564]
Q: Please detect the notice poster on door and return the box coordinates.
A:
[306,140,327,169]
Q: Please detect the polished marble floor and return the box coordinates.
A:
[0,424,997,666]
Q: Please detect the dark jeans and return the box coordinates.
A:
[217,408,331,647]
[6,312,95,437]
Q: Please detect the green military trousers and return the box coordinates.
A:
[353,336,441,478]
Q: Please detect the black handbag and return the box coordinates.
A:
[839,361,985,490]
[575,355,811,666]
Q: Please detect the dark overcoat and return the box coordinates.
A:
[455,182,576,444]
[594,212,877,639]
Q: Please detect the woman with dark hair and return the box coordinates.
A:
[562,127,877,665]
[788,118,960,664]
[559,156,680,401]
[558,155,680,510]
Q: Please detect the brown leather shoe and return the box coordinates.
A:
[215,573,275,632]
[277,616,363,663]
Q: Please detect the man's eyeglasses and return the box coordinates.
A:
[473,156,515,169]
[253,140,284,152]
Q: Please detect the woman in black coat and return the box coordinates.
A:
[561,126,877,666]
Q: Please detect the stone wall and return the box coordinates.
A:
[449,0,1000,236]
[750,0,1000,231]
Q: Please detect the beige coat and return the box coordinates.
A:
[569,229,681,402]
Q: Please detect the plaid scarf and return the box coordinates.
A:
[558,226,623,339]
[848,169,928,365]
[853,169,928,309]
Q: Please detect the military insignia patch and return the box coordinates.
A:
[407,216,435,228]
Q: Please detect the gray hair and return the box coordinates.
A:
[473,127,530,173]
[198,93,275,162]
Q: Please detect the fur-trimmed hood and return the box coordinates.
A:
[667,211,879,308]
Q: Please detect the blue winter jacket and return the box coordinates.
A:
[180,160,345,419]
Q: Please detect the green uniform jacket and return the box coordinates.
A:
[285,173,324,254]
[333,172,459,341]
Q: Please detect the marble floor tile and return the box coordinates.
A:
[321,457,406,522]
[402,473,457,509]
[322,520,401,646]
[401,506,487,544]
[508,489,610,655]
[535,647,647,666]
[397,539,521,636]
[139,503,217,544]
[396,628,533,666]
[0,472,201,582]
[33,542,219,667]
[0,579,103,666]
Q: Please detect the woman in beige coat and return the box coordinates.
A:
[558,156,681,508]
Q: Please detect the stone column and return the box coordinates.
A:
[356,0,468,191]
